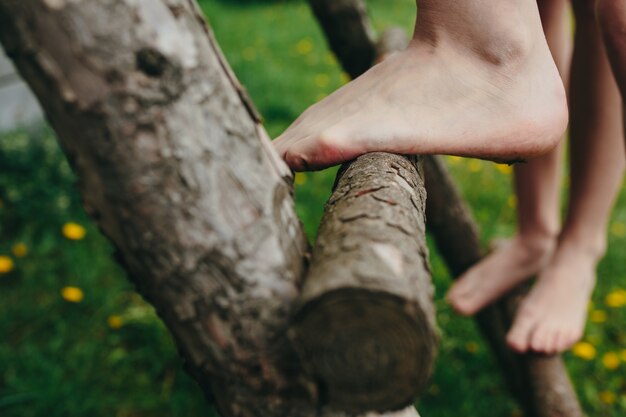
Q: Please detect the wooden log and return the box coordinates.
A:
[290,153,437,413]
[306,0,584,416]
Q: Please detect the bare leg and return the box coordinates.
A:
[597,0,626,150]
[507,0,626,354]
[447,0,571,316]
[597,0,626,100]
[273,0,568,171]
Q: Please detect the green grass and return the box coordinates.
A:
[1,0,626,416]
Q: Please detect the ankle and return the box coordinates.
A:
[413,1,536,69]
[517,229,558,255]
[557,232,607,262]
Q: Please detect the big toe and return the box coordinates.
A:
[284,131,357,171]
[529,323,557,354]
[447,286,482,316]
[507,307,538,353]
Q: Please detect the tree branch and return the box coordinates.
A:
[291,153,437,413]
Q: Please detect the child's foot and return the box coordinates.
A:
[506,244,599,354]
[447,234,556,316]
[273,4,568,171]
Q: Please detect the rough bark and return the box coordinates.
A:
[291,153,437,413]
[0,1,307,415]
[306,1,584,416]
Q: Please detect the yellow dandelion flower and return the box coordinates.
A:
[496,164,513,175]
[296,38,314,55]
[466,342,479,353]
[340,72,351,84]
[468,159,482,172]
[602,352,621,370]
[507,195,518,209]
[61,286,84,303]
[294,172,308,186]
[314,73,330,88]
[605,290,626,308]
[590,309,607,323]
[107,315,124,330]
[0,256,14,274]
[572,341,596,360]
[325,52,337,66]
[241,47,256,62]
[62,222,86,240]
[610,222,626,238]
[11,243,28,258]
[599,391,616,405]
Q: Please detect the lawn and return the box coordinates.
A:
[1,0,625,416]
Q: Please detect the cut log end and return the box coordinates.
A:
[291,289,436,413]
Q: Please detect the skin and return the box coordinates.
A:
[273,0,568,171]
[447,0,571,322]
[597,0,626,150]
[449,0,626,354]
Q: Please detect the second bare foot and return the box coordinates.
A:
[447,233,556,316]
[506,243,600,354]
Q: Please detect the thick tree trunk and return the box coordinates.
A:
[0,1,423,416]
[291,153,437,413]
[305,1,584,416]
[0,1,305,415]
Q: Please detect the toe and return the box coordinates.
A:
[447,270,495,316]
[448,271,477,298]
[284,147,311,172]
[555,330,573,353]
[529,324,550,353]
[284,130,357,171]
[507,306,538,353]
[447,295,477,316]
[553,331,567,353]
[563,329,584,351]
[544,328,560,355]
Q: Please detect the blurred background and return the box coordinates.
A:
[1,0,625,416]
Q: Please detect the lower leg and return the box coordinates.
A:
[597,0,626,152]
[274,0,568,171]
[507,1,626,353]
[597,0,626,98]
[447,0,572,316]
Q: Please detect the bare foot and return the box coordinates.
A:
[447,234,556,316]
[273,2,568,171]
[506,244,599,354]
